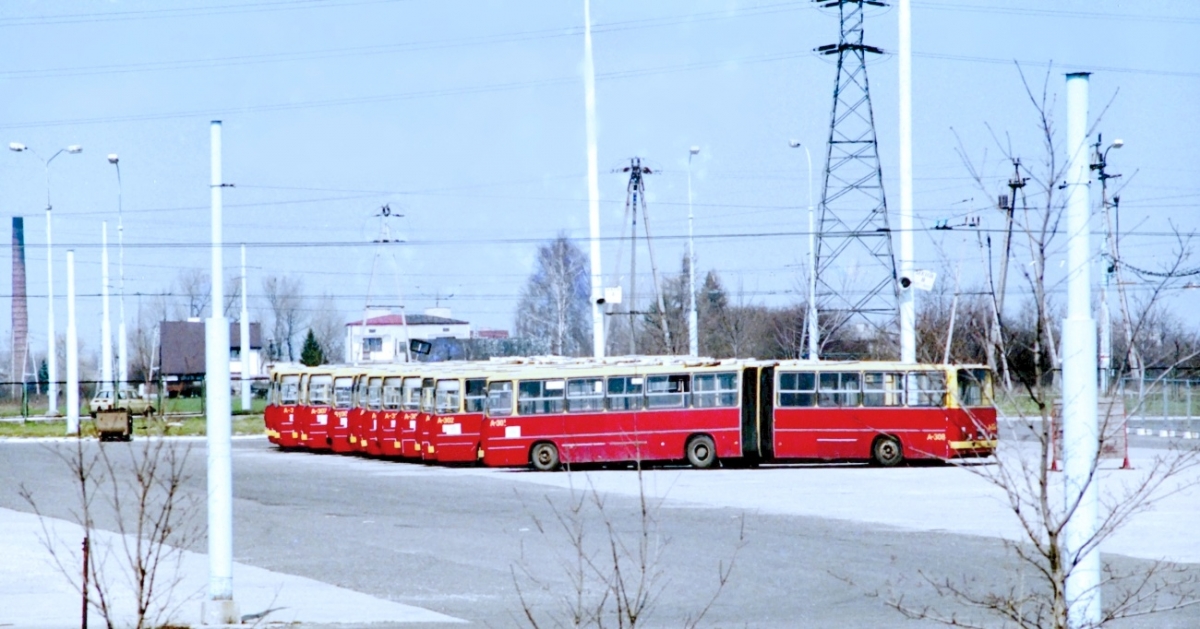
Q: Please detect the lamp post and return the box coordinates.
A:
[789,140,819,360]
[686,146,700,357]
[9,142,82,418]
[1090,136,1122,393]
[108,154,128,392]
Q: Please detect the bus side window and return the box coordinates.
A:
[487,381,513,417]
[567,378,605,413]
[646,374,688,409]
[907,372,947,407]
[435,380,461,413]
[778,372,816,407]
[863,372,903,407]
[607,376,643,411]
[818,372,860,407]
[693,372,738,408]
[464,378,487,413]
[518,380,565,415]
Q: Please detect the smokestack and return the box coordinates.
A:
[11,218,27,393]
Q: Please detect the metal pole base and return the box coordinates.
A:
[200,599,241,625]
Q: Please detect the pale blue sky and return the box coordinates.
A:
[2,0,1198,358]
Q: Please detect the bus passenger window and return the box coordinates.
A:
[488,381,513,417]
[693,372,738,408]
[778,372,816,407]
[518,380,565,415]
[863,372,903,407]
[464,379,487,413]
[906,372,947,407]
[567,378,605,412]
[818,372,860,407]
[646,374,688,409]
[607,376,643,411]
[435,380,461,413]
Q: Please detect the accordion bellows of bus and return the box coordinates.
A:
[264,357,998,471]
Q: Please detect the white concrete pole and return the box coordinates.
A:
[65,250,78,435]
[112,156,128,392]
[803,145,818,361]
[46,207,58,415]
[1099,256,1111,392]
[1063,71,1100,629]
[202,120,238,624]
[686,146,700,357]
[583,0,605,357]
[898,0,916,363]
[240,244,251,411]
[100,222,113,392]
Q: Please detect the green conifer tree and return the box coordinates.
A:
[300,329,325,366]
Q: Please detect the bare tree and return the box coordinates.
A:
[21,437,199,629]
[262,274,306,362]
[514,234,592,357]
[309,292,346,363]
[175,268,210,319]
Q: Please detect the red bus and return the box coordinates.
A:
[480,360,746,470]
[264,364,304,447]
[762,361,996,465]
[350,369,386,456]
[393,372,424,458]
[296,368,334,450]
[423,368,491,463]
[327,368,360,453]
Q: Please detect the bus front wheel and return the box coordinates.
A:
[685,435,717,469]
[871,435,904,467]
[530,442,560,472]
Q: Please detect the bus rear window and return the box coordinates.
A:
[281,375,300,405]
[309,375,333,406]
[402,377,421,411]
[436,380,461,413]
[333,377,354,409]
[367,378,383,411]
[382,377,402,410]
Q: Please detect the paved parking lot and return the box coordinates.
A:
[1,437,1197,628]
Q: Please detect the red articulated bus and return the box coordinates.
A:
[296,368,334,450]
[327,368,360,453]
[481,360,747,470]
[480,359,996,470]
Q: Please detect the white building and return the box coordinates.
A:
[345,308,471,363]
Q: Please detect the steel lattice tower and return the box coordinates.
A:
[813,0,898,345]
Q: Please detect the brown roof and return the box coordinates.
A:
[159,321,261,376]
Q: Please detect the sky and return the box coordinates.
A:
[1,0,1198,367]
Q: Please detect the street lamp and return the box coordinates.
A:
[108,154,128,392]
[686,146,700,357]
[789,140,818,360]
[10,142,82,418]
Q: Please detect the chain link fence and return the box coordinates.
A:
[0,377,270,420]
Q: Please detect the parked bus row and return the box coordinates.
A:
[263,357,998,470]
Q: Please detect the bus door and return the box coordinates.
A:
[758,366,775,460]
[740,367,761,459]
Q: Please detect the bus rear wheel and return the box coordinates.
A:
[871,435,904,467]
[530,442,560,472]
[685,435,717,469]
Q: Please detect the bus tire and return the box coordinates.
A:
[685,435,717,469]
[871,435,904,467]
[530,442,560,472]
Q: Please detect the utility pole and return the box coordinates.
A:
[619,158,671,354]
[100,223,113,392]
[240,245,251,411]
[1091,133,1127,394]
[583,0,605,358]
[898,0,914,363]
[686,146,700,357]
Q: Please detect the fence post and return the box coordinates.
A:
[1162,381,1169,421]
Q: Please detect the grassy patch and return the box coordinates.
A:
[0,415,265,439]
